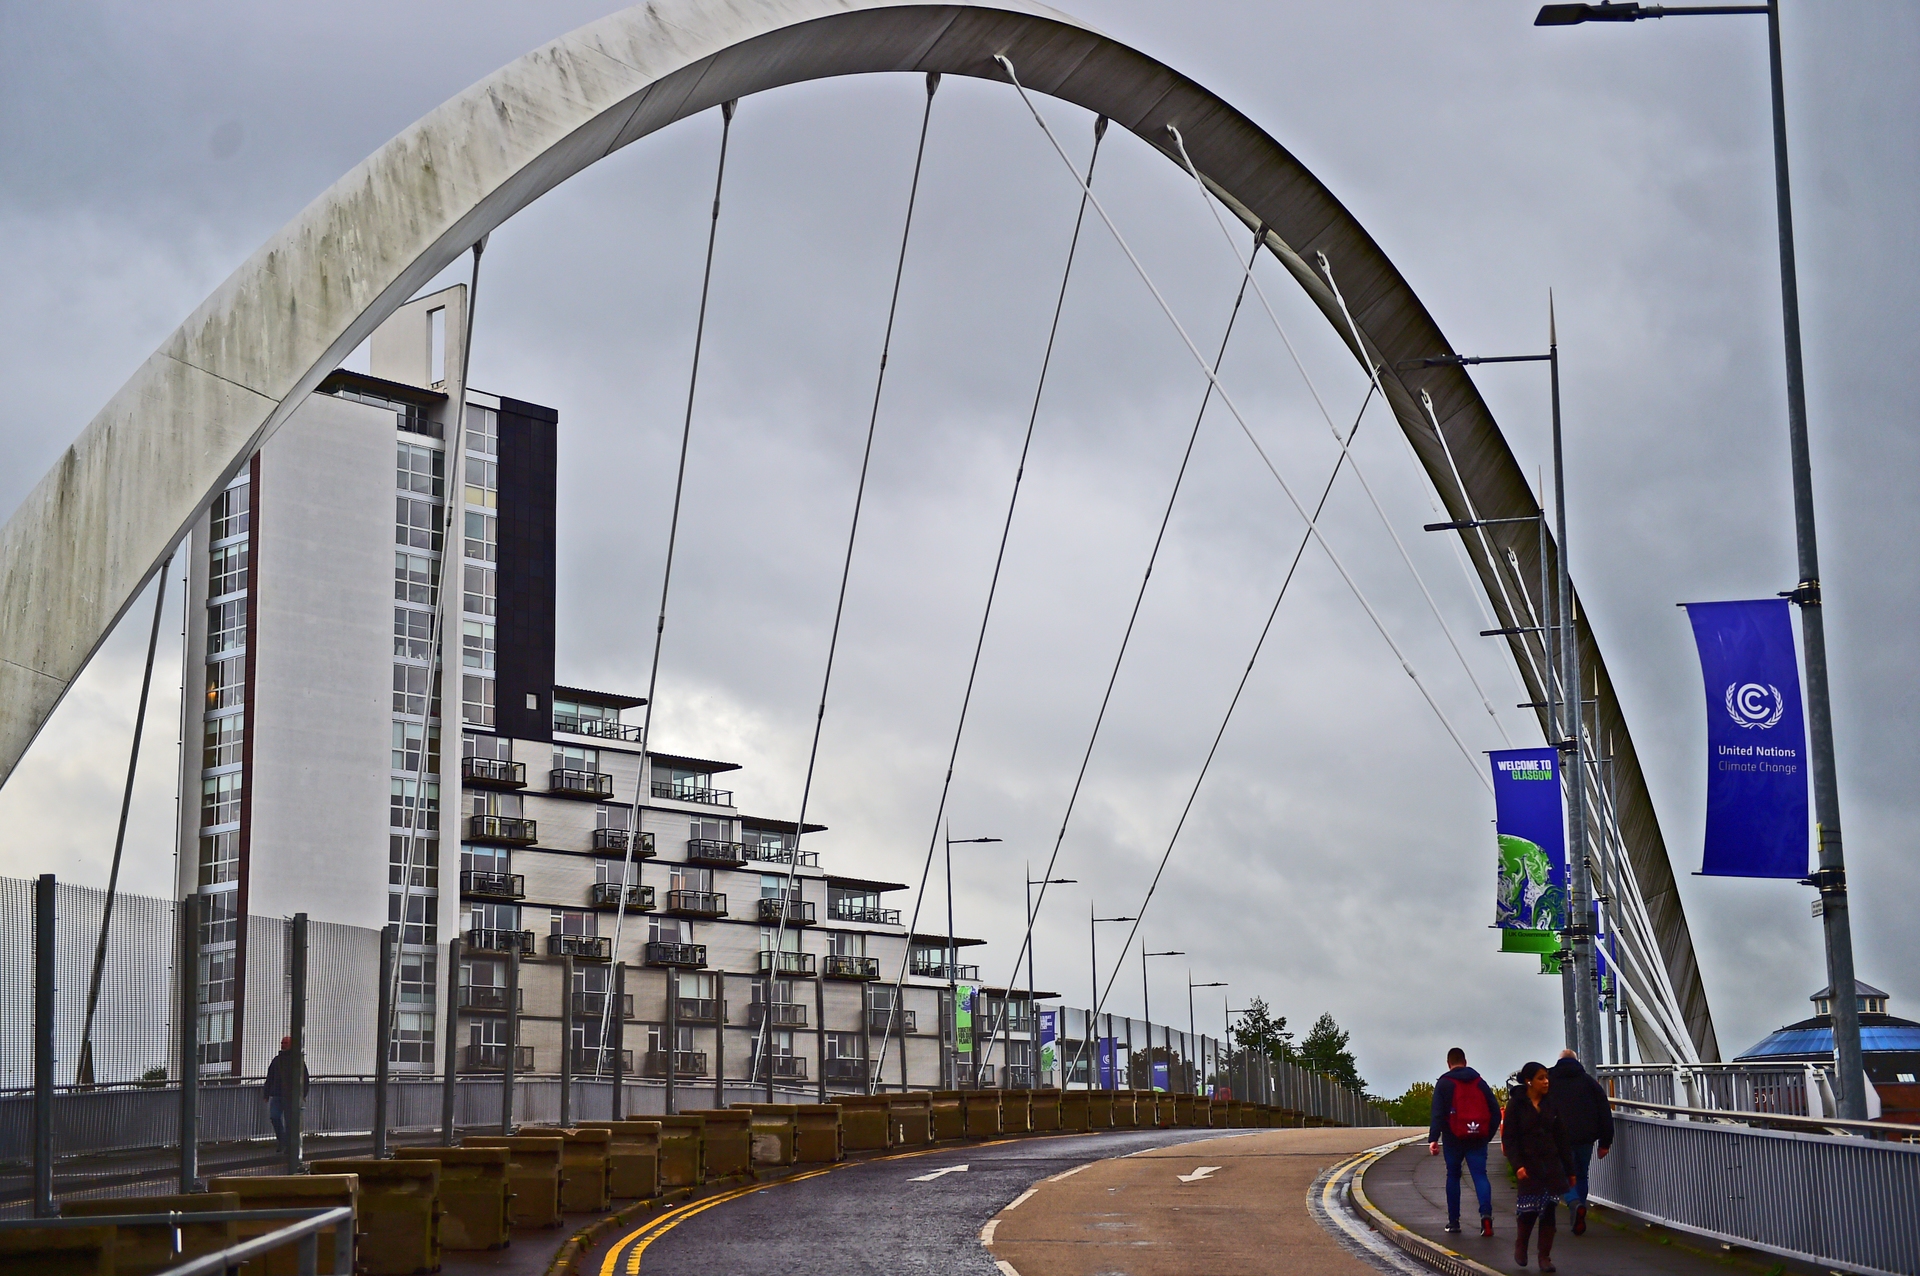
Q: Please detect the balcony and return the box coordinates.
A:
[652,781,732,807]
[666,889,727,918]
[824,955,880,981]
[684,839,744,866]
[822,1057,869,1083]
[751,1054,808,1081]
[570,991,633,1019]
[1003,1066,1038,1089]
[467,815,536,845]
[549,768,615,800]
[644,941,706,969]
[911,958,978,982]
[554,714,644,743]
[743,843,819,868]
[957,1065,998,1089]
[461,1044,533,1073]
[831,900,901,926]
[547,933,611,961]
[458,985,522,1014]
[756,950,816,978]
[756,896,816,927]
[675,997,724,1025]
[748,1001,808,1028]
[571,1046,633,1074]
[460,870,524,900]
[588,881,655,912]
[640,1049,707,1078]
[466,928,534,956]
[865,1008,917,1035]
[462,756,526,788]
[592,828,655,857]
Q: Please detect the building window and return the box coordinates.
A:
[395,553,438,607]
[397,441,443,499]
[197,1009,235,1066]
[207,599,246,656]
[464,454,498,509]
[553,698,618,733]
[394,607,433,660]
[690,817,728,843]
[595,805,630,831]
[201,772,242,827]
[392,1010,436,1065]
[393,663,435,716]
[668,865,712,894]
[649,915,690,944]
[202,714,244,770]
[470,791,523,819]
[828,931,866,958]
[759,926,801,954]
[462,564,495,617]
[391,834,438,887]
[464,732,510,761]
[648,1024,696,1055]
[399,951,437,1008]
[464,510,497,563]
[396,495,443,552]
[198,831,239,886]
[595,858,637,887]
[467,901,519,933]
[462,844,510,877]
[462,620,495,671]
[389,778,440,832]
[390,891,437,947]
[825,1031,865,1061]
[466,405,498,456]
[550,910,596,937]
[208,543,249,599]
[461,674,495,727]
[199,950,237,1005]
[210,484,250,542]
[199,890,239,946]
[554,744,600,773]
[392,720,439,773]
[206,657,245,712]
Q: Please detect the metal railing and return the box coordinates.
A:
[665,889,726,917]
[570,1047,632,1074]
[458,984,522,1013]
[465,927,534,955]
[684,839,744,865]
[548,768,614,799]
[0,1206,355,1276]
[1591,1105,1920,1276]
[743,843,820,868]
[569,991,632,1019]
[748,1001,808,1028]
[461,756,526,787]
[466,814,536,844]
[911,958,977,981]
[866,1009,916,1034]
[652,782,733,806]
[752,1054,808,1080]
[554,715,643,742]
[831,900,901,925]
[592,827,655,855]
[958,1064,997,1088]
[1601,1063,1836,1119]
[824,954,879,980]
[675,997,724,1024]
[822,1057,869,1083]
[588,881,654,911]
[756,950,816,977]
[640,1050,707,1078]
[756,896,816,926]
[460,869,524,899]
[546,933,610,960]
[462,1044,534,1072]
[644,941,706,968]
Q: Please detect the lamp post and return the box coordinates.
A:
[1027,867,1075,1088]
[1188,976,1225,1095]
[1534,0,1867,1121]
[1090,906,1136,1091]
[1141,947,1183,1092]
[945,829,1000,1087]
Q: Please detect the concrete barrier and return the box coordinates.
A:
[1060,1090,1092,1132]
[729,1103,798,1167]
[790,1105,844,1163]
[962,1089,1002,1139]
[463,1136,563,1228]
[555,1128,612,1212]
[1111,1091,1139,1129]
[207,1173,358,1275]
[1088,1091,1115,1129]
[63,1192,240,1275]
[0,1223,115,1274]
[1173,1094,1200,1127]
[655,1116,707,1188]
[1001,1089,1033,1134]
[1029,1088,1063,1132]
[310,1159,439,1276]
[685,1110,752,1178]
[928,1091,966,1141]
[888,1094,933,1146]
[578,1120,662,1198]
[395,1147,510,1250]
[829,1095,893,1151]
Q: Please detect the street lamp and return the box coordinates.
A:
[1533,0,1868,1121]
[1090,906,1136,1092]
[1025,868,1075,1088]
[1188,976,1226,1096]
[1141,948,1183,1093]
[945,828,1000,1088]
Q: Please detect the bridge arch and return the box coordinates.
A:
[0,0,1715,1058]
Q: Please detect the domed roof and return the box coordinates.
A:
[1734,980,1920,1067]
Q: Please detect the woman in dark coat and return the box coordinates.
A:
[1503,1061,1575,1271]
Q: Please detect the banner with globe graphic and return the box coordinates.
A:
[1683,599,1809,878]
[1491,747,1566,956]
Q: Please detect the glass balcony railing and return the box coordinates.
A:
[461,756,526,788]
[461,1044,533,1073]
[651,781,733,807]
[756,896,816,926]
[752,1054,808,1080]
[640,1049,707,1078]
[830,900,901,926]
[588,881,655,912]
[571,1046,632,1074]
[466,928,534,955]
[467,815,536,845]
[748,1001,808,1028]
[644,941,707,969]
[675,997,724,1024]
[865,1008,917,1035]
[822,1057,869,1083]
[546,933,611,961]
[756,950,816,978]
[549,768,614,800]
[685,839,744,866]
[460,870,524,900]
[553,714,643,742]
[743,842,819,868]
[570,991,633,1020]
[592,828,655,856]
[665,889,727,918]
[823,955,880,981]
[458,985,521,1013]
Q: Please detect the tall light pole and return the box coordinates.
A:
[945,829,1000,1087]
[1535,0,1867,1120]
[1189,976,1225,1095]
[1142,947,1183,1092]
[1090,905,1136,1091]
[1027,867,1075,1088]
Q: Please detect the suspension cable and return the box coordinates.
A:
[738,73,942,1094]
[869,116,1110,1092]
[598,99,739,1080]
[996,57,1490,795]
[1166,128,1512,748]
[74,547,174,1085]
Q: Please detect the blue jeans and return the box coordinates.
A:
[1442,1137,1492,1222]
[268,1095,289,1149]
[1569,1140,1594,1206]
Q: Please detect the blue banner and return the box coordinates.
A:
[1490,747,1566,947]
[1097,1037,1115,1089]
[1039,1010,1056,1078]
[1152,1060,1170,1092]
[1683,599,1809,878]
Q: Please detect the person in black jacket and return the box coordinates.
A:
[1426,1047,1502,1236]
[1544,1049,1613,1235]
[1503,1061,1574,1271]
[263,1035,310,1157]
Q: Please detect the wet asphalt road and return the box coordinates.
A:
[600,1126,1256,1276]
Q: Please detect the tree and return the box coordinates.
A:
[1298,1011,1366,1092]
[1386,1081,1433,1128]
[1229,996,1294,1065]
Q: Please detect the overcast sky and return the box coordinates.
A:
[1,1,1913,1097]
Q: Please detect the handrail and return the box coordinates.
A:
[1611,1098,1920,1140]
[0,1207,357,1276]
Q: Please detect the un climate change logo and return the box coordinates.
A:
[1725,682,1785,730]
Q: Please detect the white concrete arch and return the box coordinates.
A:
[0,0,1717,1059]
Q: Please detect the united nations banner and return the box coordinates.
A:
[1682,599,1809,878]
[1490,747,1567,955]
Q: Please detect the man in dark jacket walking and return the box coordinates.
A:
[1544,1049,1613,1235]
[1427,1047,1502,1236]
[264,1035,310,1159]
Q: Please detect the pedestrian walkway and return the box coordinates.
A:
[1355,1139,1829,1276]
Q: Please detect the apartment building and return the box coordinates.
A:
[174,289,1035,1094]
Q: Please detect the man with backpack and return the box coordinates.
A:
[1428,1047,1502,1236]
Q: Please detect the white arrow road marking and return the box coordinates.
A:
[911,1164,970,1182]
[1177,1166,1222,1183]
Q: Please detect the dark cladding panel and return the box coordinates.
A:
[494,398,557,743]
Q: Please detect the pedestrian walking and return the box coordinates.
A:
[1427,1047,1502,1236]
[1544,1048,1613,1235]
[1503,1061,1574,1272]
[264,1034,309,1157]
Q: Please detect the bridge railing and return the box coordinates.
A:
[1600,1062,1841,1119]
